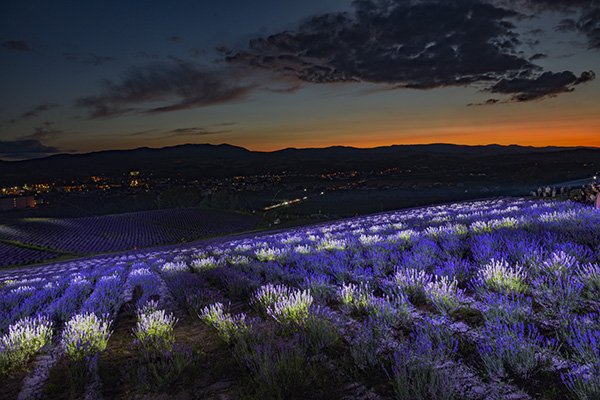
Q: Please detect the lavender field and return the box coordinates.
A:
[1,198,599,399]
[0,208,257,267]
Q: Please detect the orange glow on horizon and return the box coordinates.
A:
[240,133,600,153]
[236,117,600,151]
[64,112,600,154]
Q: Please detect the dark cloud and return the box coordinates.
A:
[556,18,578,32]
[228,1,534,89]
[77,63,255,118]
[577,6,600,48]
[135,51,162,60]
[125,129,159,137]
[164,127,232,138]
[529,53,547,60]
[189,48,205,58]
[489,70,595,101]
[168,36,184,43]
[468,98,502,106]
[520,1,600,49]
[23,122,63,141]
[0,139,60,159]
[65,53,116,66]
[2,40,31,51]
[226,0,594,102]
[9,103,58,123]
[526,28,545,35]
[126,126,232,139]
[493,0,594,11]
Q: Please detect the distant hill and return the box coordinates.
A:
[1,143,598,186]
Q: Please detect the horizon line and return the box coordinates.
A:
[3,141,600,162]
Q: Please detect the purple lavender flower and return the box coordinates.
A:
[561,362,600,400]
[482,293,533,324]
[47,274,93,323]
[128,267,162,307]
[532,274,583,317]
[564,314,600,365]
[388,318,459,399]
[577,263,600,298]
[81,270,126,316]
[477,319,552,379]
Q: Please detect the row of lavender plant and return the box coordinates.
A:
[0,262,131,378]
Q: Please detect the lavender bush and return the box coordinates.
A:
[62,312,112,363]
[577,263,600,298]
[128,267,162,306]
[563,315,600,365]
[478,319,553,379]
[199,302,249,343]
[266,288,313,329]
[300,307,340,354]
[474,259,529,295]
[133,301,178,355]
[562,363,600,400]
[482,293,533,324]
[233,330,315,400]
[393,268,433,305]
[388,319,459,400]
[425,276,464,314]
[190,256,220,273]
[0,315,53,374]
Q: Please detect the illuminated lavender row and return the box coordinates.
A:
[0,277,68,332]
[127,263,162,308]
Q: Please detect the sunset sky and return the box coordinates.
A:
[1,0,599,159]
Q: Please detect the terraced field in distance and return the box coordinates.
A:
[0,208,258,268]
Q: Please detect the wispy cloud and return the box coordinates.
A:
[126,125,233,139]
[508,0,600,50]
[22,122,63,141]
[167,36,184,43]
[0,139,60,159]
[2,40,31,51]
[0,121,65,159]
[163,127,232,138]
[77,63,255,118]
[10,103,58,123]
[64,53,116,66]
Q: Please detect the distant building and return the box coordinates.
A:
[0,195,36,211]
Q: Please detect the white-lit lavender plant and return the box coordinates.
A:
[199,302,248,343]
[0,315,53,374]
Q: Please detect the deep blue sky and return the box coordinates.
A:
[1,0,599,159]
